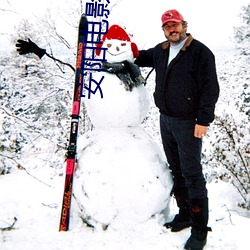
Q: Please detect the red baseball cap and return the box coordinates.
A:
[161,9,184,27]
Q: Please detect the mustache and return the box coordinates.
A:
[169,31,179,36]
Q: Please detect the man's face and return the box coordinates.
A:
[162,21,187,45]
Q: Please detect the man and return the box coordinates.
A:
[135,9,219,250]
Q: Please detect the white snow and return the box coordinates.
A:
[1,172,249,250]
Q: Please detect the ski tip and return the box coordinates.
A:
[79,14,88,30]
[80,14,87,22]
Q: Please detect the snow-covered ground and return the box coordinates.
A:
[1,169,250,250]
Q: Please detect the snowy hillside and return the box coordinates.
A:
[1,170,250,250]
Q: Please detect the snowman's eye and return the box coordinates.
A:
[121,43,126,46]
[107,44,112,48]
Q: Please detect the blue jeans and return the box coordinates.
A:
[160,114,207,200]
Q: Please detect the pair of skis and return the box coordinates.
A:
[59,14,88,231]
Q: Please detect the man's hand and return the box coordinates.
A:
[16,38,46,59]
[194,124,208,138]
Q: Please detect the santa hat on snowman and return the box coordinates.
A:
[96,24,145,91]
[95,24,139,59]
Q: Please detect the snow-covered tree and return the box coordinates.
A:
[234,3,250,56]
[204,4,250,209]
[0,19,74,175]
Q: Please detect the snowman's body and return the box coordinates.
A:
[74,25,173,229]
[86,72,149,128]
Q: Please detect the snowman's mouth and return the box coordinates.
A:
[107,51,126,56]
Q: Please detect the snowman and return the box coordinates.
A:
[73,25,173,230]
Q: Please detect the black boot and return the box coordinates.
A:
[184,228,208,250]
[164,195,192,232]
[184,198,211,250]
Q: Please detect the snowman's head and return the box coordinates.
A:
[102,39,134,63]
[96,25,139,63]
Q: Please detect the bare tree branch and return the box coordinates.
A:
[0,153,54,188]
[0,217,18,231]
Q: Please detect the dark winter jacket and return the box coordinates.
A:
[135,34,220,126]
